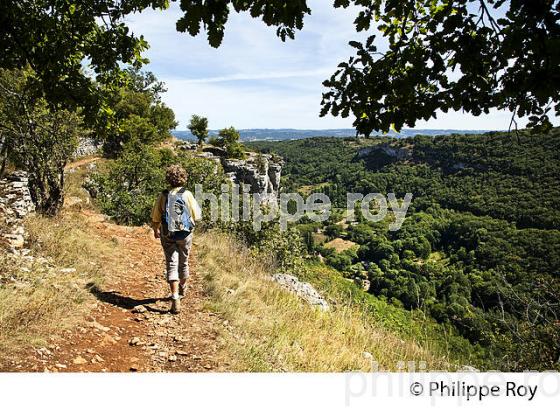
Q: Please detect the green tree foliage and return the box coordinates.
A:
[101,68,177,157]
[324,224,344,239]
[0,0,169,114]
[91,142,224,225]
[0,0,310,120]
[229,218,307,276]
[322,0,560,134]
[188,114,209,145]
[347,223,374,243]
[325,251,354,272]
[251,129,560,370]
[216,127,245,159]
[176,0,311,48]
[0,68,83,215]
[91,142,166,225]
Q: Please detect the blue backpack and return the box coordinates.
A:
[162,188,195,240]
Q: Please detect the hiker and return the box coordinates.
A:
[151,165,202,314]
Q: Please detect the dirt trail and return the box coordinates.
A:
[65,156,101,170]
[14,209,228,372]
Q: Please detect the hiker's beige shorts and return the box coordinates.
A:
[160,233,193,282]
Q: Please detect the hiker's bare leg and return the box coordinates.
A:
[169,280,179,296]
[177,235,192,297]
[169,280,181,313]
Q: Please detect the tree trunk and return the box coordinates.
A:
[27,163,66,216]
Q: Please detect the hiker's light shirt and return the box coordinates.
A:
[151,188,202,229]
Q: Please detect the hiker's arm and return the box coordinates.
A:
[186,192,202,221]
[151,194,164,238]
[151,221,161,239]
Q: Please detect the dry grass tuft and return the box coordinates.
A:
[197,231,450,371]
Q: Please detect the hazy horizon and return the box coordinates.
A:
[172,127,501,142]
[173,127,500,132]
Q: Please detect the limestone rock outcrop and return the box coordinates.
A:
[221,153,282,203]
[357,143,411,160]
[272,273,329,311]
[74,137,101,158]
[176,141,283,202]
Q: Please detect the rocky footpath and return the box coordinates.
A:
[4,210,229,373]
[0,171,35,251]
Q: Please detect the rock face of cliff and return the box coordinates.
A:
[177,141,283,202]
[221,153,282,203]
[0,171,35,250]
[357,143,411,160]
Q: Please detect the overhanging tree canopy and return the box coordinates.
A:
[321,0,560,135]
[0,0,168,116]
[0,0,310,122]
[1,1,558,134]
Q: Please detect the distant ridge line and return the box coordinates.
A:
[172,128,497,142]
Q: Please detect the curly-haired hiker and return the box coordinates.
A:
[151,165,202,314]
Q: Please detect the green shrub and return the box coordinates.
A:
[89,143,224,225]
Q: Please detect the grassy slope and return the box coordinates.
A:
[196,231,462,371]
[299,263,486,369]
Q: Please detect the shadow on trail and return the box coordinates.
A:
[87,283,169,314]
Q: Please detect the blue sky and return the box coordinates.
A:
[127,1,557,130]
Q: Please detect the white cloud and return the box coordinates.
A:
[172,69,333,85]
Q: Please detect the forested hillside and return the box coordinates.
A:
[248,129,560,371]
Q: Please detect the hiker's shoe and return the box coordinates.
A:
[179,283,188,298]
[170,297,181,314]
